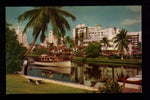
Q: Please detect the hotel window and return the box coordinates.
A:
[101,32,103,36]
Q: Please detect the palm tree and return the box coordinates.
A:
[75,32,79,46]
[79,32,84,47]
[137,42,142,51]
[113,27,117,34]
[18,7,76,58]
[65,36,75,49]
[113,28,131,60]
[101,37,109,56]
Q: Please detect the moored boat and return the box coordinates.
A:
[31,61,71,67]
[117,75,142,85]
[126,77,142,85]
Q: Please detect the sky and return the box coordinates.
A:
[6,6,141,44]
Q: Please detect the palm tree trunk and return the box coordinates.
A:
[23,28,42,58]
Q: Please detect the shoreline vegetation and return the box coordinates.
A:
[26,54,142,67]
[73,57,142,67]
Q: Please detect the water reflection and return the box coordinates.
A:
[28,62,142,86]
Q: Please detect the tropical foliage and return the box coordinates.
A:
[6,22,27,74]
[101,37,109,56]
[84,42,102,58]
[65,36,75,49]
[99,81,123,93]
[113,29,131,60]
[137,42,142,51]
[79,32,84,47]
[32,47,49,55]
[18,6,76,58]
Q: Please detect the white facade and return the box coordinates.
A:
[72,24,121,53]
[72,24,142,55]
[40,30,63,47]
[48,30,58,46]
[16,26,29,48]
[126,31,142,55]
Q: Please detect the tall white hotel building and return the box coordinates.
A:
[72,23,142,55]
[16,26,29,48]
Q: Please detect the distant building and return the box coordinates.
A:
[72,23,142,55]
[72,24,121,55]
[40,30,64,48]
[48,30,58,46]
[127,31,142,55]
[16,26,29,48]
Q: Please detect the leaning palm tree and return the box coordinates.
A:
[18,7,76,58]
[113,28,131,60]
[101,37,109,56]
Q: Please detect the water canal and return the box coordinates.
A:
[28,62,142,87]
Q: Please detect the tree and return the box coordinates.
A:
[101,37,109,56]
[18,7,76,58]
[137,42,142,51]
[113,29,131,60]
[6,22,27,74]
[65,36,75,49]
[99,81,123,93]
[79,32,84,47]
[33,47,49,55]
[75,32,79,46]
[84,42,102,58]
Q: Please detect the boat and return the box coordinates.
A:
[126,77,142,85]
[117,75,142,85]
[30,53,72,67]
[31,61,71,67]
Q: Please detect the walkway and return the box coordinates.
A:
[22,75,142,93]
[22,75,99,92]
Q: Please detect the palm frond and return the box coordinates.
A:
[18,9,41,22]
[48,7,76,21]
[40,31,46,42]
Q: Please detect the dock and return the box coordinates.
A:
[118,82,142,93]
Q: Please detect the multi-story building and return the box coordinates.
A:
[72,23,142,55]
[40,30,64,48]
[16,26,29,48]
[127,31,142,55]
[72,24,121,55]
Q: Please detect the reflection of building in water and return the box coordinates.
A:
[71,63,142,84]
[28,63,142,87]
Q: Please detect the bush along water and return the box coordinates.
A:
[99,81,123,93]
[108,54,120,59]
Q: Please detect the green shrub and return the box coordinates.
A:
[124,55,131,59]
[99,81,123,93]
[85,42,102,58]
[108,54,120,59]
[132,54,142,59]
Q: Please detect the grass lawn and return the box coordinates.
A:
[6,74,91,94]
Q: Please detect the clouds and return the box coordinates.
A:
[6,6,142,44]
[121,16,141,26]
[126,6,141,12]
[120,6,141,26]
